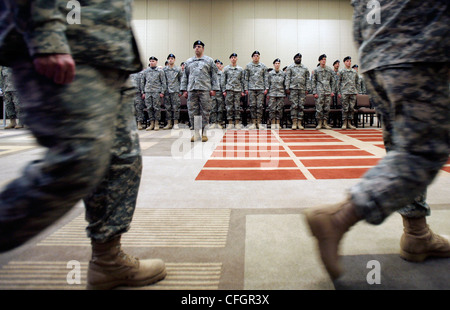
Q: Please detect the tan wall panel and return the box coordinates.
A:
[131,0,358,71]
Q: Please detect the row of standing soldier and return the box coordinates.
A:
[131,52,367,133]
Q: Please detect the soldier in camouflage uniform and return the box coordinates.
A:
[352,64,367,94]
[311,54,336,129]
[332,60,340,110]
[266,59,286,130]
[245,51,268,129]
[141,56,167,131]
[163,54,182,130]
[0,66,23,129]
[305,0,450,280]
[222,53,245,130]
[210,59,225,129]
[338,56,359,129]
[181,40,220,142]
[130,69,146,130]
[0,0,166,289]
[285,53,311,130]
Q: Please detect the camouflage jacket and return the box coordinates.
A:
[141,67,167,94]
[0,0,142,72]
[221,65,245,92]
[163,66,182,94]
[312,66,336,95]
[130,70,145,93]
[180,55,220,92]
[0,66,16,92]
[338,68,359,95]
[266,70,286,97]
[245,62,268,91]
[351,0,449,73]
[357,74,367,94]
[284,63,311,92]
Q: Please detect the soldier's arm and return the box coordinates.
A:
[16,0,75,84]
[305,70,311,94]
[160,70,167,95]
[210,61,220,92]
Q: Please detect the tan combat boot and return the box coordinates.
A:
[163,120,172,130]
[227,120,234,130]
[257,118,263,130]
[316,119,323,129]
[216,122,223,129]
[248,119,257,130]
[297,119,304,130]
[154,121,160,131]
[341,119,347,130]
[191,129,201,142]
[400,216,450,262]
[137,121,144,130]
[291,118,298,130]
[87,237,166,290]
[173,120,179,129]
[235,121,242,130]
[4,119,16,129]
[304,198,362,279]
[323,119,332,129]
[146,121,155,131]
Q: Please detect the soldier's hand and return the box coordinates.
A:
[241,92,245,97]
[183,91,188,98]
[210,90,216,97]
[33,53,75,84]
[160,93,164,98]
[331,92,335,97]
[142,93,146,99]
[264,89,268,95]
[286,89,290,95]
[223,92,227,97]
[245,90,249,95]
[314,94,318,98]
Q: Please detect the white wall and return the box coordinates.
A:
[132,0,359,72]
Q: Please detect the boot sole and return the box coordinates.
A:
[87,268,167,290]
[400,249,450,263]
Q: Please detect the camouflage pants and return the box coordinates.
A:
[268,96,284,120]
[248,90,265,120]
[164,92,181,120]
[289,89,306,120]
[314,93,331,120]
[0,62,142,251]
[341,94,356,120]
[134,92,145,123]
[211,92,225,123]
[3,91,21,119]
[144,92,162,121]
[350,63,449,225]
[225,91,242,121]
[187,90,211,128]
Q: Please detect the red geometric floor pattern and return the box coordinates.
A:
[196,129,386,181]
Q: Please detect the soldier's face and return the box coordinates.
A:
[230,56,237,65]
[150,60,157,67]
[274,62,280,71]
[194,45,204,57]
[320,58,327,66]
[345,59,352,68]
[334,62,340,70]
[294,56,301,64]
[252,54,260,63]
[168,57,175,65]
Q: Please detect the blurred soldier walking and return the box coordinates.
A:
[0,0,166,289]
[304,0,450,280]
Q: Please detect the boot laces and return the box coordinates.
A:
[117,248,139,268]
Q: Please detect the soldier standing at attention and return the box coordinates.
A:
[210,59,225,129]
[163,54,182,130]
[245,51,268,129]
[222,53,246,130]
[338,56,359,129]
[181,40,220,142]
[130,69,146,130]
[285,53,311,130]
[266,59,286,130]
[141,56,167,131]
[352,64,367,94]
[332,60,340,110]
[311,54,335,130]
[0,0,166,289]
[304,0,449,280]
[0,66,23,129]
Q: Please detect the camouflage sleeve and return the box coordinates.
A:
[263,65,269,90]
[305,69,311,93]
[331,70,336,94]
[240,69,245,92]
[140,71,146,94]
[180,66,188,91]
[355,73,361,94]
[210,60,220,91]
[312,71,317,94]
[220,68,227,91]
[160,70,167,94]
[337,71,342,95]
[19,0,71,56]
[284,67,291,90]
[244,66,249,91]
